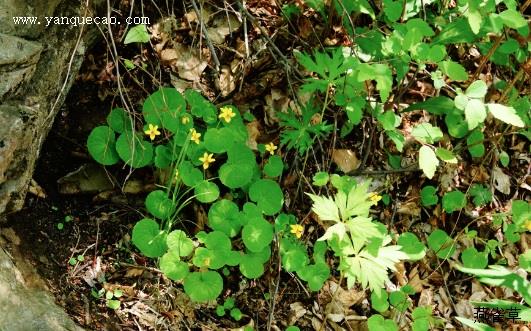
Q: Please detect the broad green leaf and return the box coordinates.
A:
[249,179,284,215]
[264,155,284,177]
[132,218,167,258]
[160,251,189,281]
[411,123,443,144]
[87,126,120,165]
[239,253,265,279]
[435,148,457,164]
[107,108,132,134]
[145,190,176,220]
[439,60,468,81]
[312,172,329,186]
[456,317,496,331]
[367,315,398,331]
[418,145,439,179]
[486,103,525,127]
[167,230,194,256]
[512,200,530,229]
[297,263,330,291]
[461,247,488,269]
[467,130,485,158]
[371,291,389,313]
[124,24,150,44]
[208,199,242,237]
[242,217,274,252]
[194,180,219,203]
[469,184,492,206]
[420,186,438,207]
[383,0,402,22]
[465,99,486,130]
[116,131,153,168]
[427,229,456,259]
[499,151,510,167]
[465,80,488,98]
[442,190,466,213]
[499,9,527,29]
[178,161,203,187]
[405,96,455,115]
[143,88,185,127]
[219,163,254,189]
[445,112,468,138]
[183,271,223,302]
[397,232,426,260]
[467,10,482,34]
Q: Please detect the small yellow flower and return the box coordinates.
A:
[199,152,215,170]
[368,192,382,203]
[190,128,201,144]
[181,115,190,124]
[265,142,278,155]
[174,169,179,180]
[219,106,236,123]
[144,124,161,141]
[526,220,531,232]
[290,224,304,239]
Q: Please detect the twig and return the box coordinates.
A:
[190,0,220,72]
[348,166,421,176]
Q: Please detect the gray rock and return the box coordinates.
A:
[0,246,84,331]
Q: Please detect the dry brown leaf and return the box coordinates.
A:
[28,179,46,198]
[288,302,308,325]
[492,166,511,194]
[170,44,207,81]
[246,120,261,150]
[206,14,241,44]
[332,149,360,173]
[397,200,421,217]
[217,65,236,96]
[124,267,144,278]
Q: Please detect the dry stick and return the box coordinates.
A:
[499,66,525,104]
[190,0,220,72]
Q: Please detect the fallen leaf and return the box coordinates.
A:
[206,13,241,44]
[332,149,360,173]
[216,65,236,96]
[492,166,511,194]
[171,44,207,81]
[246,120,261,150]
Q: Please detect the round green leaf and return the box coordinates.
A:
[297,263,330,291]
[242,218,274,252]
[124,24,150,44]
[263,155,284,177]
[227,144,255,164]
[87,126,120,165]
[204,128,228,153]
[160,251,189,281]
[167,230,194,256]
[312,172,329,186]
[445,112,468,138]
[116,132,153,168]
[397,232,426,260]
[239,253,265,279]
[132,218,167,258]
[183,271,223,302]
[107,108,132,134]
[249,179,284,215]
[461,247,488,269]
[367,314,398,331]
[208,199,242,237]
[427,229,456,259]
[194,180,219,203]
[371,291,389,313]
[219,163,254,189]
[204,231,232,251]
[154,145,172,168]
[143,88,186,127]
[442,190,466,213]
[420,186,438,207]
[178,161,203,187]
[465,80,488,99]
[145,190,176,219]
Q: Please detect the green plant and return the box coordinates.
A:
[91,288,123,310]
[215,297,242,321]
[306,175,424,296]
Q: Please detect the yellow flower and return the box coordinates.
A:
[265,142,278,155]
[144,124,161,141]
[199,152,215,170]
[526,220,531,232]
[174,169,179,180]
[181,115,190,124]
[290,224,304,239]
[190,128,201,144]
[219,106,236,123]
[369,192,382,203]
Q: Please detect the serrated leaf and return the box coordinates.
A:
[411,123,443,144]
[427,229,456,259]
[486,103,525,127]
[439,60,468,81]
[419,146,439,179]
[465,80,488,98]
[306,193,340,222]
[124,24,150,44]
[465,99,486,130]
[435,148,457,164]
